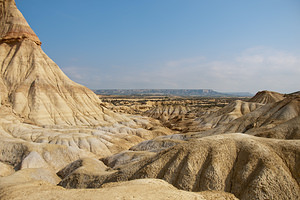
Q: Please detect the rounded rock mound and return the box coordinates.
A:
[200,96,300,139]
[248,90,285,104]
[59,134,300,200]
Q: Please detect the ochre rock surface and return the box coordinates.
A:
[0,0,41,45]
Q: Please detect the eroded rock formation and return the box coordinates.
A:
[248,90,285,104]
[0,0,172,164]
[0,1,299,200]
[197,96,300,139]
[0,0,124,126]
[59,134,300,200]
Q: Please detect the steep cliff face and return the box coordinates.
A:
[0,0,123,126]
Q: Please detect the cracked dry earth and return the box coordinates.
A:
[0,0,299,199]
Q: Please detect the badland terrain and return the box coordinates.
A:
[0,0,299,199]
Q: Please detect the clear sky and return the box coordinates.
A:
[16,0,300,94]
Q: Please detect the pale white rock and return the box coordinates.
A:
[21,151,49,170]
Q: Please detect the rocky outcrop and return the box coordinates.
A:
[179,100,263,132]
[248,90,285,104]
[1,1,299,200]
[57,157,116,189]
[0,0,172,166]
[252,116,300,139]
[0,0,41,45]
[0,138,94,172]
[58,134,300,200]
[129,134,186,152]
[0,0,126,126]
[101,150,156,169]
[0,39,122,126]
[199,96,300,139]
[145,104,192,122]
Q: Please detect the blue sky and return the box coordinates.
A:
[16,0,300,93]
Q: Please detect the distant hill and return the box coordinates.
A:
[93,89,253,97]
[248,90,285,104]
[225,92,253,97]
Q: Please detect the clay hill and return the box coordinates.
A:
[144,103,193,122]
[248,90,285,104]
[0,0,174,175]
[194,93,300,139]
[157,91,299,138]
[0,0,121,126]
[172,100,264,132]
[58,134,300,200]
[0,1,299,200]
[0,0,174,160]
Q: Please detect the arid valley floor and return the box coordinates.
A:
[0,0,299,199]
